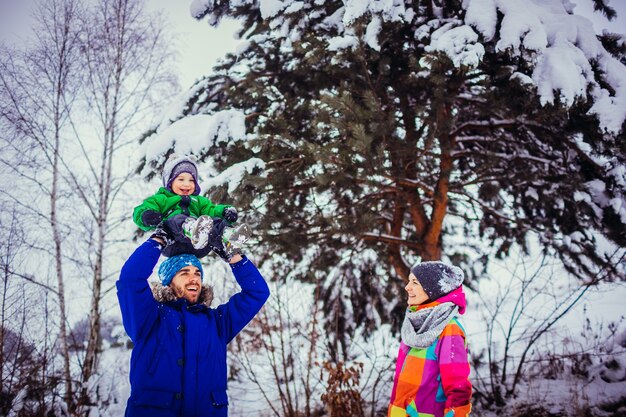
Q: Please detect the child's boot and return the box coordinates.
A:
[183,215,214,249]
[181,217,195,240]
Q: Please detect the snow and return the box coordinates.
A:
[463,0,497,40]
[611,199,626,223]
[463,249,626,413]
[142,110,247,161]
[186,0,626,134]
[587,179,608,205]
[584,175,626,223]
[328,34,359,51]
[425,23,485,68]
[189,0,211,18]
[364,16,382,51]
[235,40,252,55]
[588,57,626,133]
[260,0,287,19]
[157,88,199,127]
[322,6,345,31]
[510,71,534,85]
[574,190,592,203]
[611,164,626,188]
[525,187,539,200]
[138,105,262,196]
[325,0,411,50]
[495,1,549,53]
[439,264,465,294]
[284,1,304,14]
[201,157,266,193]
[342,0,370,25]
[533,42,592,106]
[462,0,626,132]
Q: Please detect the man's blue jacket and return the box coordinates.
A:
[117,239,270,417]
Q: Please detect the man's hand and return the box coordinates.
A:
[149,222,174,249]
[229,253,243,264]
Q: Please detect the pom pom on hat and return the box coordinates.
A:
[410,261,464,301]
[158,254,203,286]
[162,154,200,195]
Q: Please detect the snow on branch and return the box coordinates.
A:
[464,0,626,133]
[201,157,266,193]
[189,1,626,133]
[142,110,247,161]
[425,21,485,67]
[260,0,289,19]
[342,0,409,25]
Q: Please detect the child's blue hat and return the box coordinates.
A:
[158,254,203,286]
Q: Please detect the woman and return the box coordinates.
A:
[388,261,472,417]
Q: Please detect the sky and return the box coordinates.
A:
[575,0,626,33]
[145,0,243,88]
[0,0,242,88]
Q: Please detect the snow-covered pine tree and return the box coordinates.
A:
[141,0,626,359]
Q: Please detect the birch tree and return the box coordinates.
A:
[0,0,177,412]
[0,0,82,411]
[72,0,177,402]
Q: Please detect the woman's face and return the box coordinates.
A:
[405,273,430,306]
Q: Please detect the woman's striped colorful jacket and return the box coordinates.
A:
[388,291,472,417]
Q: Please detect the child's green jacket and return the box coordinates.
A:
[133,187,231,231]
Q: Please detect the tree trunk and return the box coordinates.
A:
[52,130,74,413]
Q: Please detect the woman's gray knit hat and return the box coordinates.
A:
[162,154,200,195]
[410,261,464,301]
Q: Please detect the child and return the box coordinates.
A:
[388,261,472,417]
[133,154,238,259]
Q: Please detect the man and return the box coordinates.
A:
[117,226,270,416]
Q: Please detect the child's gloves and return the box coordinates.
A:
[223,207,238,224]
[444,404,471,417]
[142,210,163,227]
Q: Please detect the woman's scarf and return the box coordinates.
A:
[401,302,459,349]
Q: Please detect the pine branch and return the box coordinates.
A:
[361,233,422,250]
[450,119,519,138]
[592,0,617,20]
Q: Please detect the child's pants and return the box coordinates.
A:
[161,214,214,258]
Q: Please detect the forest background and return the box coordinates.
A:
[0,0,625,416]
